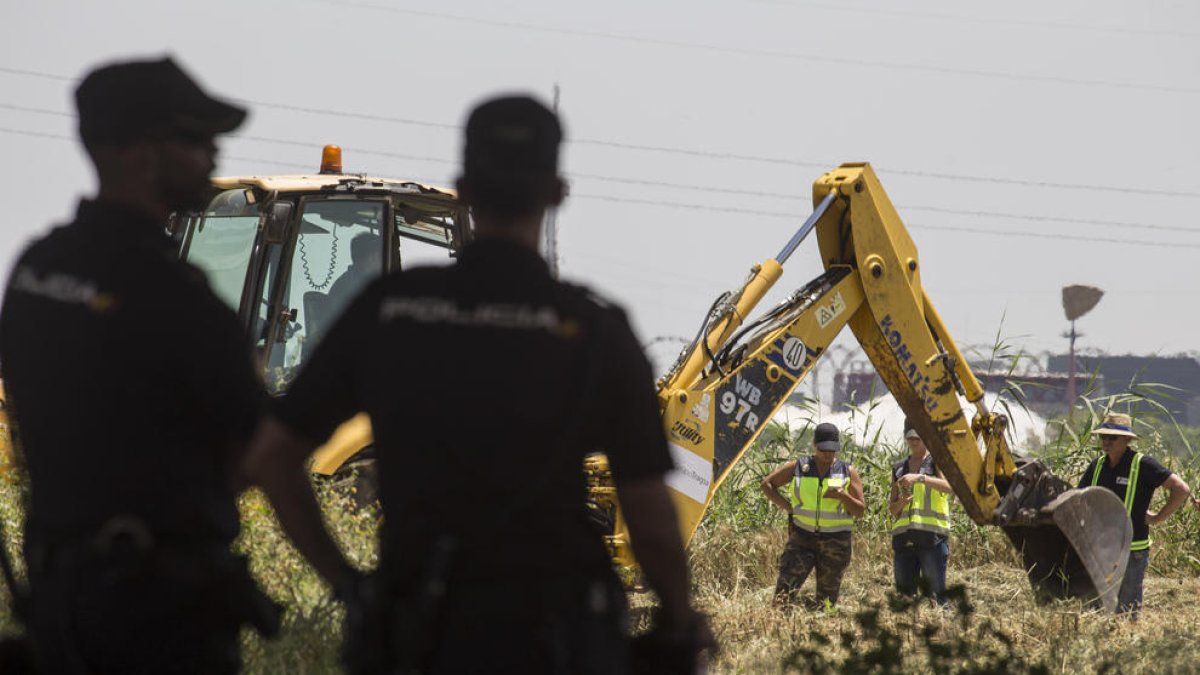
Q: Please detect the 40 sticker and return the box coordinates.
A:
[781,337,807,370]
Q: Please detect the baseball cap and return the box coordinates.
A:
[904,418,921,440]
[463,95,562,179]
[75,56,247,145]
[813,423,840,451]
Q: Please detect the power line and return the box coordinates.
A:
[236,100,455,130]
[3,124,1197,246]
[0,126,428,178]
[307,0,1200,96]
[908,222,1200,249]
[0,102,71,117]
[0,126,69,142]
[569,171,1200,234]
[3,111,1197,235]
[0,69,461,130]
[878,168,1200,199]
[750,0,1200,41]
[573,137,822,168]
[571,170,795,199]
[574,193,802,218]
[17,1,1192,101]
[571,193,1200,249]
[901,205,1199,235]
[0,66,72,82]
[579,142,1200,199]
[5,91,1200,199]
[0,103,454,165]
[234,133,453,166]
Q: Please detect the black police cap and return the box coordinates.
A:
[75,56,247,145]
[463,95,562,178]
[814,422,840,451]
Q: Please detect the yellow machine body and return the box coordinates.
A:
[591,163,1130,610]
[309,413,374,476]
[172,150,470,483]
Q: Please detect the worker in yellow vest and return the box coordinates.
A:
[888,419,953,605]
[1076,412,1190,617]
[761,423,865,608]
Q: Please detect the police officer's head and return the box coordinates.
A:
[903,417,924,442]
[456,95,566,231]
[75,56,247,213]
[813,422,840,456]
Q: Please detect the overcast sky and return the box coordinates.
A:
[3,0,1198,377]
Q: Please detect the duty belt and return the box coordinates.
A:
[30,514,281,639]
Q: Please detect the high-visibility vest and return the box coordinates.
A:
[788,458,854,534]
[890,456,951,537]
[1091,452,1148,551]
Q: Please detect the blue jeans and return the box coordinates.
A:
[1117,549,1149,617]
[893,535,949,604]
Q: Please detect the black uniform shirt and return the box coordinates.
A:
[1076,448,1172,546]
[274,238,673,582]
[0,200,265,544]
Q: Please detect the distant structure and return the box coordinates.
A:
[831,368,884,408]
[825,357,1102,419]
[1047,353,1200,425]
[813,348,1200,425]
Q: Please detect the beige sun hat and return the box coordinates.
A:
[1090,412,1138,439]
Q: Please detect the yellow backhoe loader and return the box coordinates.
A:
[0,150,1127,608]
[588,162,1131,611]
[171,146,470,496]
[0,148,466,495]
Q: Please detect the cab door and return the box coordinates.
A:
[260,197,389,393]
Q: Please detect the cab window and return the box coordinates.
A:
[268,199,385,393]
[179,189,260,311]
[395,201,459,269]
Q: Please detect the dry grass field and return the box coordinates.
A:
[689,525,1200,674]
[4,481,1198,674]
[2,402,1198,673]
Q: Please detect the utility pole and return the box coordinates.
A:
[1061,285,1104,412]
[1064,319,1081,410]
[543,83,561,278]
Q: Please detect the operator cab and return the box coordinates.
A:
[172,146,471,393]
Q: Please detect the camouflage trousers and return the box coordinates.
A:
[773,529,853,608]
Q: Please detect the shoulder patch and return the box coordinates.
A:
[10,265,120,314]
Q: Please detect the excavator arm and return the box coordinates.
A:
[589,162,1130,610]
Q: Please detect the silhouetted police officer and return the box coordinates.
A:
[0,56,275,674]
[243,95,714,673]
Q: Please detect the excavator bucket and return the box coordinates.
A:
[1002,486,1131,612]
